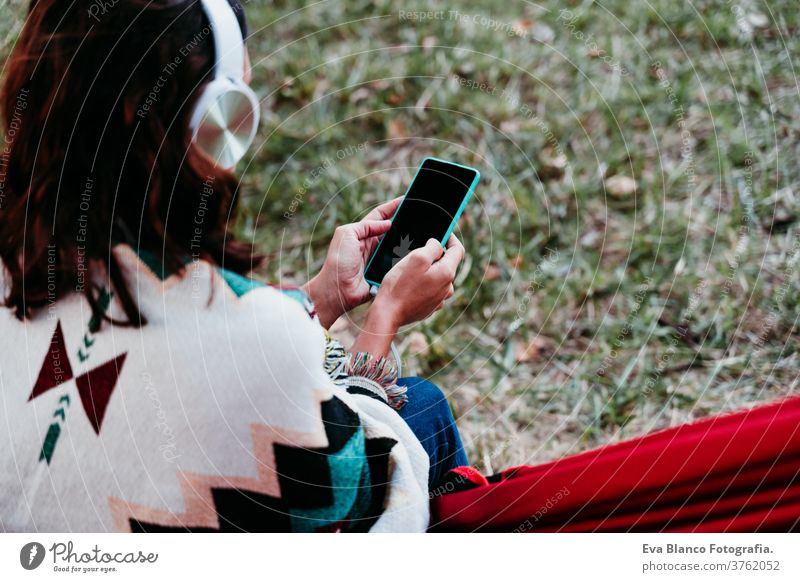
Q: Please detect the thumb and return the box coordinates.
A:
[412,238,445,264]
[353,219,391,240]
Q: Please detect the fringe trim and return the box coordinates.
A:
[323,334,407,410]
[345,351,407,411]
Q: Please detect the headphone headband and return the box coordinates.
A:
[200,0,245,80]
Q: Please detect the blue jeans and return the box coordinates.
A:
[396,377,469,489]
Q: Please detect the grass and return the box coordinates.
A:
[3,0,799,473]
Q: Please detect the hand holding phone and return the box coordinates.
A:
[364,157,480,286]
[350,234,465,358]
[351,157,476,357]
[373,234,465,327]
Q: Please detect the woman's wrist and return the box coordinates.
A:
[350,298,399,358]
[302,272,340,329]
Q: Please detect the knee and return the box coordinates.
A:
[399,377,450,414]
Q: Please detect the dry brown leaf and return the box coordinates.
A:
[484,263,501,281]
[349,87,372,103]
[605,175,637,197]
[747,12,769,28]
[499,119,522,134]
[387,119,408,139]
[511,17,534,36]
[539,147,568,179]
[515,337,548,363]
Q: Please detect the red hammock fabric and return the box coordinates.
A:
[430,395,800,532]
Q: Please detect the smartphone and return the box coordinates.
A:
[364,157,480,287]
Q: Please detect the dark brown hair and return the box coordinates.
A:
[0,0,260,326]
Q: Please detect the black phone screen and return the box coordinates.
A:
[365,158,477,284]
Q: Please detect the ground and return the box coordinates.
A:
[2,0,798,474]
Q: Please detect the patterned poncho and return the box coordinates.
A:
[0,245,429,532]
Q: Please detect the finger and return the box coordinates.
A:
[374,196,403,219]
[365,196,403,221]
[410,237,445,265]
[436,235,465,277]
[445,284,455,299]
[352,219,392,240]
[445,232,464,252]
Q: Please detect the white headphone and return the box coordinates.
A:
[189,0,259,168]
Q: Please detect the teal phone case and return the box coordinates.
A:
[364,156,481,288]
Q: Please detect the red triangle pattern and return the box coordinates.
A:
[75,353,128,434]
[28,321,74,401]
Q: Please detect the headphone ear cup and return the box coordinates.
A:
[190,78,260,168]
